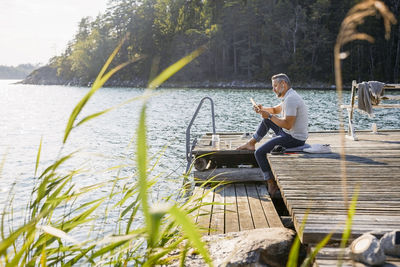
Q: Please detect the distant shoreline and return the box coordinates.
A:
[17,77,349,90]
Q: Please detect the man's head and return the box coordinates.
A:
[271,73,291,98]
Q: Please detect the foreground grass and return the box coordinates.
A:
[0,37,211,266]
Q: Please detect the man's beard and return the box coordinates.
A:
[277,86,285,97]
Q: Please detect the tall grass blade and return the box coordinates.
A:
[35,137,42,177]
[148,206,166,248]
[36,225,78,244]
[301,231,333,267]
[136,105,151,239]
[93,34,128,87]
[60,199,105,232]
[125,203,140,235]
[334,0,397,209]
[64,245,96,266]
[0,150,6,178]
[147,45,206,90]
[9,230,36,266]
[63,36,143,144]
[179,242,189,267]
[40,247,46,267]
[168,205,213,266]
[90,241,129,261]
[146,236,185,265]
[338,187,359,267]
[287,211,309,267]
[0,208,51,255]
[75,94,146,128]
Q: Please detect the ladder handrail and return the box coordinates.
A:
[185,97,216,173]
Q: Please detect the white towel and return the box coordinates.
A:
[303,144,332,154]
[285,144,311,152]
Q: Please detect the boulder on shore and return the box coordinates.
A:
[162,227,302,267]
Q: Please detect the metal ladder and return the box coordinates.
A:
[185,97,216,174]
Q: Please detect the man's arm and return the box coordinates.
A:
[255,103,295,129]
[259,108,296,130]
[269,115,296,130]
[260,103,282,114]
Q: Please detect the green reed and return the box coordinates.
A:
[0,35,212,266]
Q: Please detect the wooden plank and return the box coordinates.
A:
[383,83,400,88]
[209,187,225,235]
[245,184,269,229]
[224,184,239,233]
[256,184,284,228]
[190,186,205,224]
[313,247,400,267]
[194,168,264,182]
[196,186,214,235]
[235,184,254,231]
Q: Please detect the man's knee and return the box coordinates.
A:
[262,118,273,127]
[254,148,265,159]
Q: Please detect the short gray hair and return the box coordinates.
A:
[271,73,291,87]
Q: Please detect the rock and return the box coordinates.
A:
[350,233,386,266]
[20,65,65,85]
[162,228,299,267]
[380,231,400,257]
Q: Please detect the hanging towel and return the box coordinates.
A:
[357,81,385,116]
[357,82,372,115]
[368,81,385,105]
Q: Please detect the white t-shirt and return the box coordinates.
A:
[280,88,308,141]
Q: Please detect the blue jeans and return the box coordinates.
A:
[253,119,305,180]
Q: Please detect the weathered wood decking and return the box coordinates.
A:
[192,183,283,235]
[190,130,400,265]
[312,247,400,267]
[268,130,400,245]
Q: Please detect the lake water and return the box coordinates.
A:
[1,79,399,228]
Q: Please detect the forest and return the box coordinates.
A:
[26,0,400,87]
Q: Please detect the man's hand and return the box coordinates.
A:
[253,104,262,113]
[260,110,270,119]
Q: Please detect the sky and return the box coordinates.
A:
[0,0,109,66]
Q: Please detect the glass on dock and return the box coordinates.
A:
[211,134,220,149]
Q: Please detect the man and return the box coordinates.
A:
[237,73,308,195]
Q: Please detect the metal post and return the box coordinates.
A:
[185,97,216,173]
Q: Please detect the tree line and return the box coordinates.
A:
[32,0,400,86]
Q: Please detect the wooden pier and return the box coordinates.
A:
[191,132,285,235]
[192,182,283,235]
[190,130,400,265]
[268,130,400,245]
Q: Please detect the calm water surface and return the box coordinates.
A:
[1,79,399,230]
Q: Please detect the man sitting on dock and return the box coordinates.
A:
[237,73,308,196]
